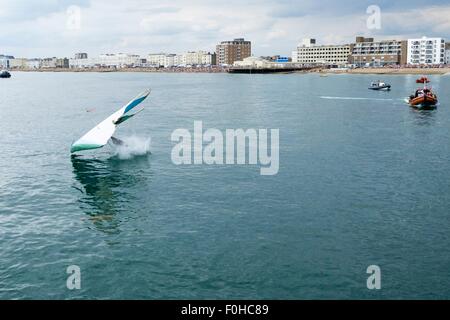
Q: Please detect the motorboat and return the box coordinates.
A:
[0,70,11,78]
[407,87,438,109]
[368,81,391,91]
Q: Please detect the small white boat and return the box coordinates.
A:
[368,81,391,91]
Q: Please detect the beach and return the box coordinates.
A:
[319,67,450,75]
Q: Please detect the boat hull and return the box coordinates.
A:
[416,77,430,84]
[368,85,391,91]
[0,71,11,78]
[408,95,438,109]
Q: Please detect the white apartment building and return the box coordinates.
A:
[147,53,168,67]
[26,59,41,69]
[292,39,351,65]
[164,54,177,67]
[147,53,179,67]
[69,57,93,69]
[96,53,141,68]
[180,51,214,65]
[407,37,446,65]
[70,53,141,68]
[9,58,28,69]
[0,55,14,69]
[40,57,57,68]
[148,51,215,67]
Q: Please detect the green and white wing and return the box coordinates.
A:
[71,89,151,153]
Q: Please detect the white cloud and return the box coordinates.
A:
[0,0,449,58]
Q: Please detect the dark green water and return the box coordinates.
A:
[1,72,450,299]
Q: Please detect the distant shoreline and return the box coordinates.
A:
[10,67,450,75]
[13,67,228,74]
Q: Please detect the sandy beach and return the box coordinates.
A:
[319,67,450,75]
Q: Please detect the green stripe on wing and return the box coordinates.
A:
[71,143,104,153]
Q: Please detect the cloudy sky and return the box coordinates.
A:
[1,0,450,58]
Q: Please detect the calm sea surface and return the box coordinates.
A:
[1,72,450,299]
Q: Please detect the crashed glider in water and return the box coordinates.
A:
[71,89,151,153]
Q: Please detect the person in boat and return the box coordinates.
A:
[371,80,382,87]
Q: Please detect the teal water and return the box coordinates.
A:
[1,72,450,299]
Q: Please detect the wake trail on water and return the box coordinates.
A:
[113,136,152,160]
[320,96,395,101]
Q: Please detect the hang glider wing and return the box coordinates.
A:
[71,89,151,153]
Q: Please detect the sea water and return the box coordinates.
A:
[1,72,450,299]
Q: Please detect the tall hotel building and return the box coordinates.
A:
[407,36,446,65]
[350,36,407,66]
[216,38,251,65]
[291,38,352,66]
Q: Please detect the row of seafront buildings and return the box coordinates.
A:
[0,38,252,70]
[71,38,251,69]
[70,51,217,69]
[292,36,450,67]
[2,36,450,71]
[0,56,70,69]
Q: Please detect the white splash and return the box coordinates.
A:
[113,136,151,160]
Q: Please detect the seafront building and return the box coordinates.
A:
[291,38,352,66]
[9,58,28,69]
[350,36,407,67]
[180,51,216,66]
[56,58,70,68]
[40,57,58,68]
[26,59,41,69]
[74,53,88,60]
[147,51,216,67]
[9,58,38,69]
[147,53,178,67]
[70,53,142,68]
[407,36,446,65]
[216,38,252,66]
[0,55,14,69]
[97,53,141,68]
[69,54,91,68]
[146,53,168,67]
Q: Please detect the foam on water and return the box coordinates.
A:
[320,96,394,101]
[113,136,151,160]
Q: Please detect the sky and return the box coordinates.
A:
[1,0,450,58]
